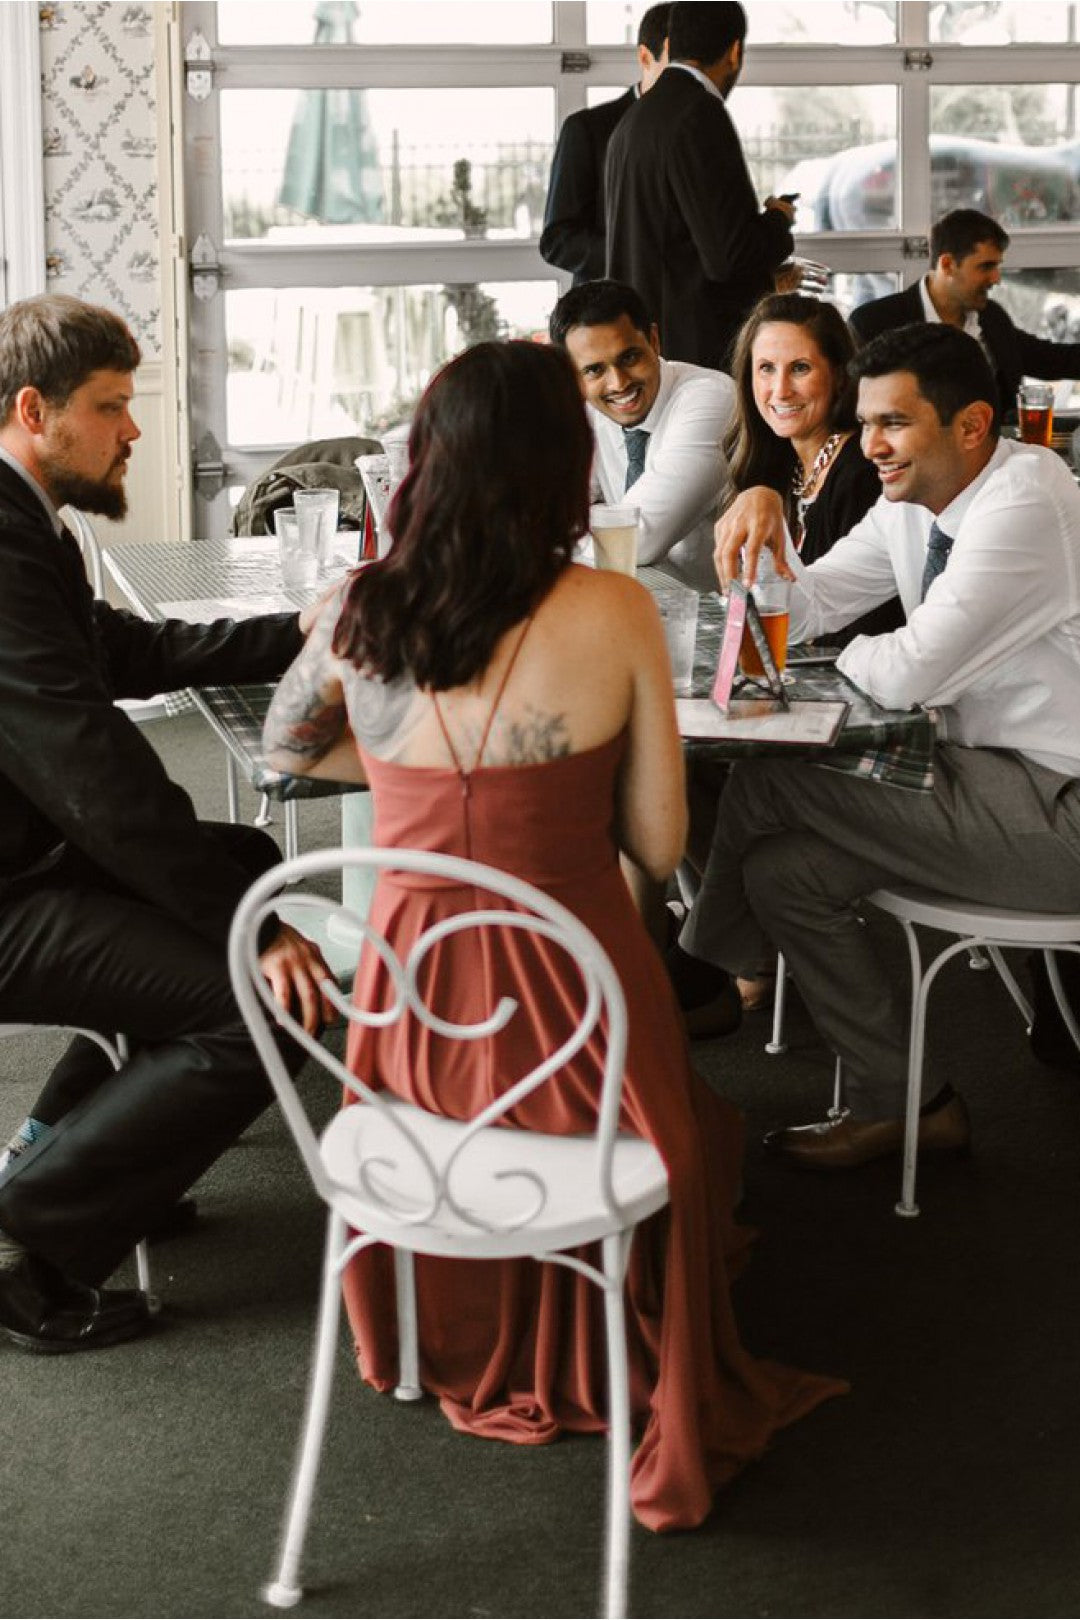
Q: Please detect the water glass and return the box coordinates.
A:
[654,583,699,695]
[274,506,318,591]
[1017,382,1053,447]
[590,504,640,575]
[384,439,409,494]
[293,487,341,576]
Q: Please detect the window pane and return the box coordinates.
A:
[218,2,553,46]
[996,269,1080,409]
[225,281,558,445]
[586,0,896,43]
[221,89,554,242]
[731,87,897,230]
[586,86,633,109]
[928,86,1080,225]
[930,2,1080,43]
[831,272,902,321]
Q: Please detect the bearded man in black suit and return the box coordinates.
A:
[850,208,1080,419]
[604,1,795,372]
[0,294,330,1352]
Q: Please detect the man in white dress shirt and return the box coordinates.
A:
[690,322,1080,1168]
[549,279,735,591]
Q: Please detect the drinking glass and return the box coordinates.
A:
[654,583,699,695]
[274,506,318,590]
[590,504,640,575]
[293,487,341,576]
[1018,382,1054,447]
[739,576,791,680]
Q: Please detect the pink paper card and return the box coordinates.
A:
[711,583,747,712]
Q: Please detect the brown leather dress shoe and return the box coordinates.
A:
[763,1092,971,1171]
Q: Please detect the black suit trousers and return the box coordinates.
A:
[0,823,298,1285]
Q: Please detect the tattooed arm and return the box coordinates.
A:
[262,595,367,783]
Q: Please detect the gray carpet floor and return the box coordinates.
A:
[3,712,1080,1619]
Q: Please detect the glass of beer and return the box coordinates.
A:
[739,575,791,680]
[1018,381,1054,447]
[590,504,640,575]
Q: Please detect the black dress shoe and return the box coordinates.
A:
[0,1252,152,1354]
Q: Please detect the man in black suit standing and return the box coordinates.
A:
[604,1,795,372]
[850,208,1080,419]
[0,294,330,1352]
[539,4,670,284]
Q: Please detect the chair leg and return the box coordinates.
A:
[284,800,300,862]
[986,945,1034,1028]
[225,755,240,824]
[114,1035,157,1306]
[600,1231,632,1620]
[765,951,788,1055]
[264,1210,346,1610]
[254,792,274,831]
[968,945,991,972]
[1045,948,1080,1055]
[827,1054,844,1118]
[896,921,928,1219]
[393,1248,423,1402]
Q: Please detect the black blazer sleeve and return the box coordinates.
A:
[0,512,302,945]
[980,299,1080,406]
[539,93,633,282]
[669,93,792,284]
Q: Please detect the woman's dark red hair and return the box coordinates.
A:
[333,339,593,690]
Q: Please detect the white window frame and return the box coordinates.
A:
[0,1,45,307]
[176,0,1080,530]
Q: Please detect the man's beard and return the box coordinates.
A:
[45,465,128,521]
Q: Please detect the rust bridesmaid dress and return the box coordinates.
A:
[340,653,844,1532]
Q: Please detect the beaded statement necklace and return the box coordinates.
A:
[791,431,846,551]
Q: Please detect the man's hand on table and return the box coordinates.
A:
[260,922,338,1033]
[714,487,795,589]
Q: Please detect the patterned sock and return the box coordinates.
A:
[0,1116,50,1176]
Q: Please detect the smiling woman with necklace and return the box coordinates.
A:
[726,292,885,571]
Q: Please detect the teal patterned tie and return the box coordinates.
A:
[920,521,954,601]
[623,428,649,492]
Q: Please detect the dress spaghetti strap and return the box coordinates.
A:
[431,617,534,782]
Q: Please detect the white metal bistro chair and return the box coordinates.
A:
[0,1024,153,1299]
[228,847,669,1620]
[866,887,1080,1219]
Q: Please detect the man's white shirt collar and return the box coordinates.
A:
[918,275,983,343]
[667,61,724,101]
[0,443,65,537]
[934,437,1011,537]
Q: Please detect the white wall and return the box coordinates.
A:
[31,0,184,543]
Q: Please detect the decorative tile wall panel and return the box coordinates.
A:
[39,2,162,359]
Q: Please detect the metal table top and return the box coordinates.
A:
[103,538,361,801]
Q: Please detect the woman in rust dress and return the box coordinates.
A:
[263,340,843,1532]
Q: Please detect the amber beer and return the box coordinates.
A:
[1018,382,1054,447]
[739,609,790,679]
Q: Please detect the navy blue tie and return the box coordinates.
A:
[920,521,954,601]
[623,428,649,492]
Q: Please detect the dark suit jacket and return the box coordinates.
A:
[604,67,793,370]
[849,281,1080,418]
[539,88,635,284]
[0,459,303,945]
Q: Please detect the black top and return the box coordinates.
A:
[796,434,903,645]
[539,88,635,284]
[849,281,1080,420]
[0,459,303,943]
[605,67,792,370]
